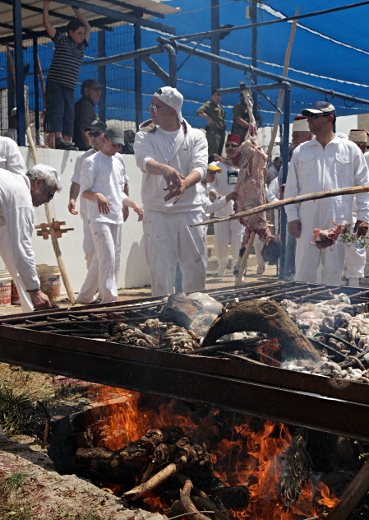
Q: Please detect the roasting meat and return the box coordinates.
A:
[234,86,281,270]
[311,221,348,249]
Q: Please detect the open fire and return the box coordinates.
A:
[74,384,340,520]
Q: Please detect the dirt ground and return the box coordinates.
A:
[0,256,277,519]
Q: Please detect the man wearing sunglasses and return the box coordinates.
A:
[284,101,369,286]
[0,164,61,311]
[210,133,245,276]
[134,86,208,297]
[68,119,129,273]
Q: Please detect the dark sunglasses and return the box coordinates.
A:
[88,131,102,137]
[225,143,238,148]
[306,113,330,119]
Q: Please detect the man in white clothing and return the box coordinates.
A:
[284,101,369,286]
[134,86,208,297]
[68,119,129,269]
[0,136,35,310]
[77,125,143,304]
[211,132,245,276]
[0,164,61,311]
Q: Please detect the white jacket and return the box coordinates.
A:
[134,119,208,213]
[285,136,369,226]
[0,169,39,290]
[0,136,27,175]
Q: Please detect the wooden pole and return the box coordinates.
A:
[193,185,369,227]
[234,232,256,286]
[7,48,76,304]
[326,461,369,520]
[266,6,300,161]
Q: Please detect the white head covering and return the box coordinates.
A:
[292,116,310,133]
[154,86,184,122]
[30,164,60,184]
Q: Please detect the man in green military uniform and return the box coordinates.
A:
[197,89,226,156]
[231,94,250,143]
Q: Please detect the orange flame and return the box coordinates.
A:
[257,339,280,366]
[87,385,339,519]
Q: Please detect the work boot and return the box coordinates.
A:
[55,137,78,151]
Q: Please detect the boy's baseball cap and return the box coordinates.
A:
[85,119,107,132]
[154,86,183,122]
[207,163,222,173]
[82,79,103,90]
[302,101,336,116]
[105,125,125,144]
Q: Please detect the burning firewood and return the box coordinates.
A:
[277,428,311,510]
[201,299,321,362]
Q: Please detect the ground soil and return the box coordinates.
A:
[0,257,277,519]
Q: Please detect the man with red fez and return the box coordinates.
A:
[211,133,244,276]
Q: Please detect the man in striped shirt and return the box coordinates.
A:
[43,0,91,150]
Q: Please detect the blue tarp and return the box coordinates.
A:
[139,0,369,129]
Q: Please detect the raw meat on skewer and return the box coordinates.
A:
[310,220,348,250]
[233,86,281,275]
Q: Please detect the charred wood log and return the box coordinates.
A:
[180,479,212,520]
[160,294,205,329]
[201,299,321,362]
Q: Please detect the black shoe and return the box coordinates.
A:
[55,138,78,151]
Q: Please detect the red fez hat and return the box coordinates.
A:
[226,133,241,145]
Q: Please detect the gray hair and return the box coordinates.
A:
[26,168,62,192]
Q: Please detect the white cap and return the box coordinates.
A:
[292,116,310,132]
[31,164,60,184]
[154,86,183,122]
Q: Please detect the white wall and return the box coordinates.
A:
[20,148,151,296]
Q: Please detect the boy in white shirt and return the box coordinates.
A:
[77,125,143,304]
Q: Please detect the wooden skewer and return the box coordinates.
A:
[192,185,369,227]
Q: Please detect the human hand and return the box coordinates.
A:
[96,193,111,214]
[29,290,52,310]
[213,153,231,165]
[207,117,214,124]
[123,205,129,222]
[133,204,143,221]
[68,199,78,215]
[162,166,185,203]
[225,191,238,202]
[279,184,285,200]
[288,219,302,238]
[354,220,369,238]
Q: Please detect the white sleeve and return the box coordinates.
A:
[353,149,369,222]
[188,131,208,181]
[3,138,27,175]
[203,195,229,215]
[80,157,97,193]
[284,155,300,222]
[6,205,39,290]
[71,153,84,184]
[134,131,156,173]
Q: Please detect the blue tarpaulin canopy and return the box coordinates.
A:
[139,0,369,129]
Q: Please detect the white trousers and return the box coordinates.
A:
[143,210,207,297]
[78,221,122,304]
[0,227,33,312]
[295,235,346,287]
[82,216,95,269]
[345,243,366,280]
[214,219,244,273]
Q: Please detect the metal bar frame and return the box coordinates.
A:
[1,324,369,441]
